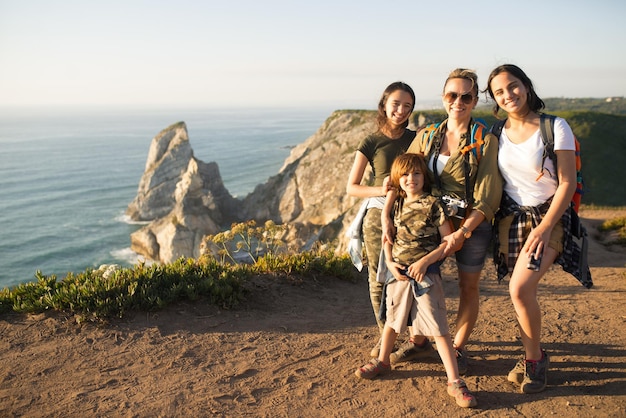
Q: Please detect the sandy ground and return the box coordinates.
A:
[1,209,625,417]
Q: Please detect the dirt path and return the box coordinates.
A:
[1,209,625,417]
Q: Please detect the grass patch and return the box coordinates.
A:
[598,216,626,246]
[0,222,356,322]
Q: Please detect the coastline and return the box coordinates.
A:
[0,107,330,288]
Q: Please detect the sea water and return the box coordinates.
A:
[0,106,332,288]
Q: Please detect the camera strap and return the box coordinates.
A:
[431,126,474,207]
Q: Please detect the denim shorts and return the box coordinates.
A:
[455,220,492,273]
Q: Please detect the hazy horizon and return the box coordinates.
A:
[2,0,625,109]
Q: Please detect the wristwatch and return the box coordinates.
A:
[460,225,472,239]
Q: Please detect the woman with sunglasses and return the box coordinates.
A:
[382,68,503,374]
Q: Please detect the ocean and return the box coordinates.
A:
[0,106,333,289]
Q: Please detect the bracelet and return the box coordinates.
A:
[459,225,472,239]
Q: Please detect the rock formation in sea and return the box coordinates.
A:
[126,122,239,262]
[127,111,425,263]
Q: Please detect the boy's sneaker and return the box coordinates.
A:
[455,347,468,375]
[355,358,391,380]
[447,379,477,408]
[507,357,525,384]
[390,339,434,364]
[521,350,549,393]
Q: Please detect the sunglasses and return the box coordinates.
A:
[443,91,475,105]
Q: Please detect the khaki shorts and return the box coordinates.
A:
[498,214,564,257]
[384,273,449,337]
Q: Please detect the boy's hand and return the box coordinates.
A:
[407,259,428,282]
[388,261,409,281]
[442,232,463,257]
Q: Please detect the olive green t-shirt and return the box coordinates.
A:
[357,129,416,187]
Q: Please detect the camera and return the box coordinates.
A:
[441,195,468,219]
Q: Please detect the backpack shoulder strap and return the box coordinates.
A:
[539,113,558,174]
[460,119,486,161]
[490,118,507,139]
[419,122,441,155]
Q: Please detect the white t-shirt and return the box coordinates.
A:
[429,153,450,176]
[498,117,575,207]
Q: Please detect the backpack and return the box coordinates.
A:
[419,119,488,208]
[420,118,488,162]
[490,113,584,213]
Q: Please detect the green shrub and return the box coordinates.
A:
[0,222,355,321]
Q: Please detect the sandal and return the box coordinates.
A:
[447,379,477,408]
[355,358,391,379]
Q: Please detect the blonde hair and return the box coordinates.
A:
[444,68,479,96]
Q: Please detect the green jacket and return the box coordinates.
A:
[407,118,503,222]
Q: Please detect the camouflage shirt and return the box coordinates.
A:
[392,193,447,266]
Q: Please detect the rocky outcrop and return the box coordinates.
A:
[127,111,426,263]
[126,122,238,263]
[241,110,378,251]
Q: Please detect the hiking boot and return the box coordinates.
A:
[355,358,391,380]
[455,347,468,376]
[507,357,525,384]
[447,379,477,408]
[520,350,549,394]
[390,339,434,364]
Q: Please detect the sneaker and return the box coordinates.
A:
[447,379,477,408]
[390,339,435,364]
[520,350,549,394]
[370,338,382,358]
[355,358,391,380]
[455,347,468,376]
[507,357,525,384]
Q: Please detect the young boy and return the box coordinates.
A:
[354,153,477,408]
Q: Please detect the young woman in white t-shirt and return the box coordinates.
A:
[485,64,577,394]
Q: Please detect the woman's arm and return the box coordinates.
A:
[346,151,389,198]
[469,132,503,223]
[523,149,576,258]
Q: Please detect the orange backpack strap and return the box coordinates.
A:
[460,120,486,161]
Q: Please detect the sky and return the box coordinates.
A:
[1,0,625,110]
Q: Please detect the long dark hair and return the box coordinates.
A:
[376,81,415,131]
[485,64,545,117]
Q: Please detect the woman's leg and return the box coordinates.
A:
[362,208,384,333]
[453,269,481,350]
[452,220,491,372]
[508,247,558,360]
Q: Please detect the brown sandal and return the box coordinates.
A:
[355,358,391,379]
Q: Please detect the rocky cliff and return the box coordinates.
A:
[127,111,424,263]
[126,122,239,262]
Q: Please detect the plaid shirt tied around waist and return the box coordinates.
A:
[494,193,592,289]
